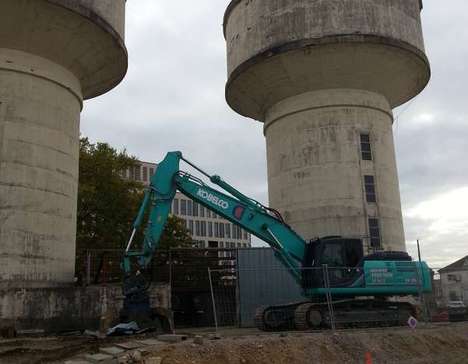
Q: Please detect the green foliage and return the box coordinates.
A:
[77,137,192,253]
[77,137,142,251]
[159,215,193,250]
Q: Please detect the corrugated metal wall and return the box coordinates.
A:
[237,248,304,327]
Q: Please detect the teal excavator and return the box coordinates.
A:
[121,152,431,331]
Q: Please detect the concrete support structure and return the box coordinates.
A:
[0,0,127,323]
[224,0,430,251]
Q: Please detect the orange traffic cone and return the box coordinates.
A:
[365,352,373,364]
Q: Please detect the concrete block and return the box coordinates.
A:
[136,338,165,346]
[99,347,125,357]
[116,341,143,350]
[156,334,187,343]
[84,353,115,364]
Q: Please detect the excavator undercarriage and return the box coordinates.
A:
[255,298,416,331]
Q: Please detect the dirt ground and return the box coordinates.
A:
[1,323,468,364]
[154,324,468,364]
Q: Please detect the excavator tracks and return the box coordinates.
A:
[256,299,417,332]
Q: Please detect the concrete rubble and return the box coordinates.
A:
[63,334,192,364]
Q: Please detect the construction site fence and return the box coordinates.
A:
[75,250,454,330]
[207,265,443,331]
[75,247,238,286]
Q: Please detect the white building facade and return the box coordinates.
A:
[126,161,252,249]
[439,256,468,307]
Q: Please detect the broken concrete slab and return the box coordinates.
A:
[83,353,115,364]
[99,346,125,357]
[135,338,164,346]
[115,341,143,350]
[16,329,45,336]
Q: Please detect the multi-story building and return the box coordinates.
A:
[439,256,468,306]
[125,160,252,249]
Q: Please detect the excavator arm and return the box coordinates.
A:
[123,151,307,286]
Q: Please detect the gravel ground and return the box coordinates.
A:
[1,322,467,364]
[152,323,468,364]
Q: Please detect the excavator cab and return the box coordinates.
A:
[302,236,364,289]
[302,236,413,290]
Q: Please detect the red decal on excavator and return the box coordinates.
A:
[233,205,245,220]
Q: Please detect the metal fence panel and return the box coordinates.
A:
[237,248,304,327]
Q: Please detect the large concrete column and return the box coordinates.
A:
[0,0,127,291]
[224,0,430,251]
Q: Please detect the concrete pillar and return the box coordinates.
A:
[0,0,127,290]
[0,49,82,286]
[224,0,430,251]
[265,89,405,251]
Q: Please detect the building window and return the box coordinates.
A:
[173,199,179,214]
[243,230,248,240]
[180,200,187,215]
[187,200,193,216]
[142,167,148,182]
[200,206,205,218]
[219,223,225,238]
[368,218,381,247]
[360,133,373,161]
[219,242,224,248]
[364,175,377,203]
[206,210,211,218]
[201,221,206,237]
[209,241,218,248]
[208,222,213,237]
[195,221,200,236]
[214,222,219,238]
[193,202,199,217]
[134,166,141,181]
[448,274,461,282]
[225,224,231,238]
[149,167,154,177]
[188,220,194,234]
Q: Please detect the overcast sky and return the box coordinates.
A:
[81,1,468,268]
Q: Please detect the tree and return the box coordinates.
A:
[77,137,192,253]
[159,215,193,250]
[77,137,143,252]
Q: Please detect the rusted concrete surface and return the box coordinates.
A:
[224,0,430,250]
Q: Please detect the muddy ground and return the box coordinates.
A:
[1,323,467,364]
